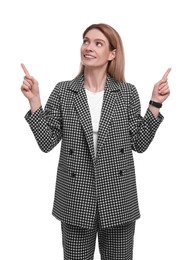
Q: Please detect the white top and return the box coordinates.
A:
[85,88,104,155]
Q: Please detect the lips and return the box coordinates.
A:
[84,54,96,59]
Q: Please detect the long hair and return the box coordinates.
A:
[78,23,126,82]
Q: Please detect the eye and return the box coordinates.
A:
[83,39,89,45]
[96,41,102,47]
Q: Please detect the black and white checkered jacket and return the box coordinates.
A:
[25,74,163,229]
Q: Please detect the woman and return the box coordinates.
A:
[21,23,171,260]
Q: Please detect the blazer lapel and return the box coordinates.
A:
[96,75,120,159]
[69,75,95,163]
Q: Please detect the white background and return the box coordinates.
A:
[0,0,191,259]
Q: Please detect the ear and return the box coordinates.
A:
[108,49,116,61]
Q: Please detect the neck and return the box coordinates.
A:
[84,68,107,92]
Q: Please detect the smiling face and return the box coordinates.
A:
[80,28,116,71]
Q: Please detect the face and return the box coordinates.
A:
[80,28,116,70]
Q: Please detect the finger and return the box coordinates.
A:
[23,79,32,89]
[21,84,31,92]
[21,63,31,77]
[23,79,30,87]
[159,85,170,95]
[158,81,168,90]
[159,85,169,92]
[159,88,170,96]
[162,67,171,80]
[24,77,33,85]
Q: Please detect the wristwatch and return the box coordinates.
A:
[149,100,162,108]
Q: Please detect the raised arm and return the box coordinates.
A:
[21,63,42,113]
[149,68,171,117]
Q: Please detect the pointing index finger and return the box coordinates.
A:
[162,68,171,80]
[21,63,31,77]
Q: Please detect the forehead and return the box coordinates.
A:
[84,28,108,42]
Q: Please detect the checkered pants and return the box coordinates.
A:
[61,205,136,260]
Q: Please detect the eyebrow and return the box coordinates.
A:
[84,37,106,43]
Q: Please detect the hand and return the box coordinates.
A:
[21,63,41,112]
[151,68,171,103]
[21,63,40,100]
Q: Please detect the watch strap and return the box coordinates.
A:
[149,100,162,108]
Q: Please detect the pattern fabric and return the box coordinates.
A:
[25,74,164,229]
[61,204,135,260]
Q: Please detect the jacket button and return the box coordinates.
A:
[69,149,74,155]
[119,170,123,176]
[120,148,124,154]
[71,172,76,178]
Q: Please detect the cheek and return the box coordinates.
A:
[102,51,112,61]
[80,44,86,52]
[80,48,84,59]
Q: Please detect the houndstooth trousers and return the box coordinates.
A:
[61,204,136,260]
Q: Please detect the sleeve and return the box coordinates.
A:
[25,82,63,153]
[128,85,164,153]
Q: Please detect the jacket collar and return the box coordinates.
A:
[68,73,120,164]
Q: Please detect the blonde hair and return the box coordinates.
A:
[78,23,126,82]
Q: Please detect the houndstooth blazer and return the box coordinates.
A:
[25,74,163,229]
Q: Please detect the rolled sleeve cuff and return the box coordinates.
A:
[25,106,43,125]
[146,108,164,128]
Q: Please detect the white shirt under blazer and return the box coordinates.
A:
[25,74,163,229]
[85,88,104,155]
